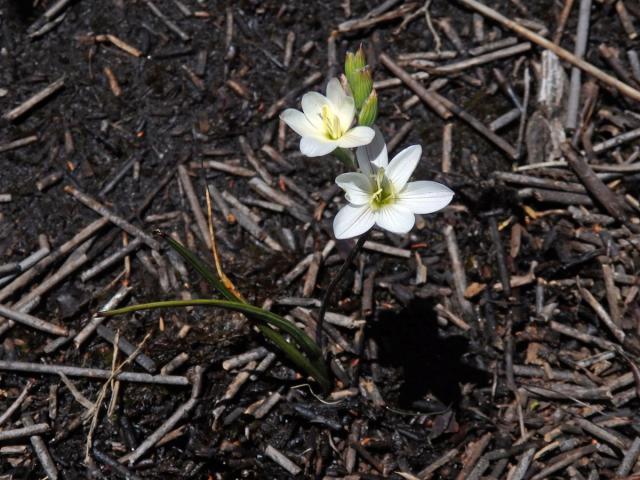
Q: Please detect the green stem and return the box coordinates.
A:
[317,231,370,349]
[332,147,356,169]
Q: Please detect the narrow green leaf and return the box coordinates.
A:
[257,324,331,392]
[104,299,329,390]
[148,235,330,390]
[160,233,237,302]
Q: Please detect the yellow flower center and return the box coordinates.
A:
[370,169,396,210]
[321,104,343,140]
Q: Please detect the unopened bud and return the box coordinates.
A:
[358,90,378,126]
[345,45,366,88]
[350,66,373,110]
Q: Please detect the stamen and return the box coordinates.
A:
[369,169,396,210]
[321,105,342,140]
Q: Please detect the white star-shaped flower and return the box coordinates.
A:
[333,131,454,239]
[280,78,375,157]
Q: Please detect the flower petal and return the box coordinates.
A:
[335,172,373,206]
[336,95,355,133]
[374,204,415,234]
[356,126,387,175]
[300,136,336,157]
[333,204,376,239]
[397,181,454,214]
[301,92,330,130]
[326,78,346,106]
[336,126,375,149]
[385,145,421,191]
[280,109,318,137]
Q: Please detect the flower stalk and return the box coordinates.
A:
[316,231,370,350]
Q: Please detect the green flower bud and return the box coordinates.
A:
[350,66,373,110]
[345,45,366,88]
[358,90,378,126]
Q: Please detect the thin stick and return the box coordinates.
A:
[431,90,519,159]
[22,414,58,480]
[0,380,34,427]
[317,233,369,349]
[125,397,197,465]
[64,186,160,250]
[0,135,38,153]
[510,447,536,480]
[93,449,143,480]
[578,284,626,344]
[443,225,474,316]
[442,123,453,172]
[0,423,50,442]
[0,244,94,335]
[616,1,638,40]
[3,77,65,121]
[431,42,531,74]
[144,0,190,41]
[516,67,531,157]
[264,444,302,476]
[553,0,576,44]
[74,285,131,347]
[160,352,189,375]
[561,143,630,222]
[379,53,452,119]
[458,0,640,102]
[417,448,459,478]
[80,238,143,282]
[0,304,67,335]
[616,437,640,476]
[592,126,640,153]
[177,164,211,249]
[0,360,189,386]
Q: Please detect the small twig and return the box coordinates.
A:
[337,3,417,33]
[22,414,58,480]
[0,135,38,153]
[443,225,474,317]
[144,0,190,41]
[64,186,160,250]
[264,444,302,476]
[379,53,451,119]
[122,395,199,464]
[430,42,531,74]
[0,303,67,335]
[0,360,189,386]
[616,437,640,476]
[553,0,576,44]
[458,0,640,102]
[510,447,536,480]
[2,77,65,121]
[578,283,626,344]
[417,448,459,478]
[561,143,631,224]
[73,285,131,348]
[0,380,34,427]
[160,352,189,375]
[93,449,143,480]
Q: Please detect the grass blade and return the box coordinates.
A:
[160,233,237,302]
[103,299,330,390]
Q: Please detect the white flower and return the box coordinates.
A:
[333,132,454,239]
[280,78,375,157]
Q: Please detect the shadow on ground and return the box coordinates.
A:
[369,298,488,408]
